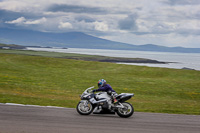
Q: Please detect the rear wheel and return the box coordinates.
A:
[116,102,134,118]
[76,100,93,115]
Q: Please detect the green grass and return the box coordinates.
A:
[0,49,162,63]
[0,50,200,115]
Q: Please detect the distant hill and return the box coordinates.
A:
[0,28,200,53]
[0,43,26,49]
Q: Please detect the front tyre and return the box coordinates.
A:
[117,102,134,118]
[76,100,93,115]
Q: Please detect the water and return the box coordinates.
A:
[27,48,200,71]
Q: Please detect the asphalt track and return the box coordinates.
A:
[0,104,200,133]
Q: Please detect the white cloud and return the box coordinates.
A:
[5,17,47,25]
[0,1,27,12]
[0,0,45,13]
[93,21,108,32]
[24,17,47,25]
[5,17,26,24]
[58,22,73,29]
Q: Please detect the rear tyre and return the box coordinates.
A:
[76,100,93,115]
[116,102,134,118]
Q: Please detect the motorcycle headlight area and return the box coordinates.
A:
[81,94,90,99]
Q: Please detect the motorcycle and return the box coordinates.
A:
[76,86,134,118]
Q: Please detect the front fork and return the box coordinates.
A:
[80,100,90,107]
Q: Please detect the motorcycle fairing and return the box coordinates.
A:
[116,93,134,102]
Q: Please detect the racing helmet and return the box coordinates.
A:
[98,79,106,87]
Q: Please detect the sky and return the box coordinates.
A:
[0,0,200,48]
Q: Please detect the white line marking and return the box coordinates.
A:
[0,103,73,109]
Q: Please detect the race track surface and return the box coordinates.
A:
[0,104,200,133]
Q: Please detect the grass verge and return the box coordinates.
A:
[0,50,200,115]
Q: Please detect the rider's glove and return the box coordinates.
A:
[92,89,97,93]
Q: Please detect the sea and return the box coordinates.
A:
[27,47,200,71]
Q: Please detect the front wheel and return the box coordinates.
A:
[76,100,93,115]
[116,102,134,118]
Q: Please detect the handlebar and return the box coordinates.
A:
[86,86,95,93]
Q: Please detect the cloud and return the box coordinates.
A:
[165,0,200,5]
[118,13,138,31]
[0,0,200,47]
[75,15,95,23]
[5,17,26,24]
[93,21,108,32]
[24,17,47,25]
[0,0,27,12]
[5,17,47,25]
[58,22,73,29]
[48,4,107,14]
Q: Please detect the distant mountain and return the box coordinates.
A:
[135,44,200,53]
[0,28,200,53]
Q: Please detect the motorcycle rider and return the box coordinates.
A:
[93,79,118,103]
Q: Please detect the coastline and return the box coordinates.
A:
[63,56,168,64]
[0,48,168,64]
[2,48,199,70]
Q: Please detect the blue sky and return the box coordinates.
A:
[0,0,200,48]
